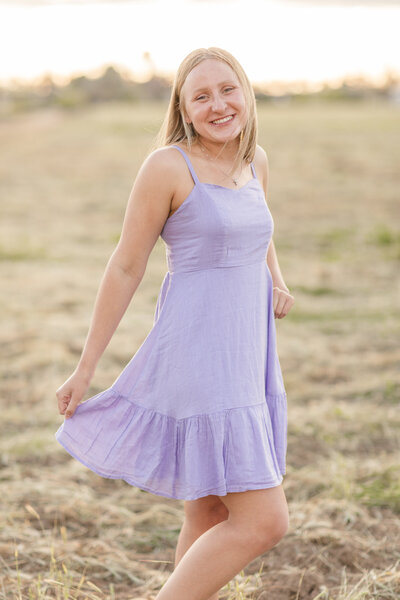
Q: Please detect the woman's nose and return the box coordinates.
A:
[211,94,227,112]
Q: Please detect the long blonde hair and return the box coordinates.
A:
[149,47,258,176]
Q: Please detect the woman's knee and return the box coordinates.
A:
[237,506,289,553]
[257,509,289,548]
[218,485,289,550]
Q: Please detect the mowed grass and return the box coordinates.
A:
[0,99,399,599]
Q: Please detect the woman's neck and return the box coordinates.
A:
[194,136,240,162]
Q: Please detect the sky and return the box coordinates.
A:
[0,0,399,88]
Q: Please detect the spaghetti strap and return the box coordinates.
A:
[171,145,200,185]
[172,144,257,186]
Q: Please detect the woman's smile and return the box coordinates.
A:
[210,114,236,125]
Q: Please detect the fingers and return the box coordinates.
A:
[273,287,295,319]
[56,387,82,419]
[57,390,71,415]
[56,372,90,419]
[64,392,81,419]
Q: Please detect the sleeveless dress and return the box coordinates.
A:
[54,145,288,501]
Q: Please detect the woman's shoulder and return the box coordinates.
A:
[146,143,188,161]
[253,144,269,186]
[143,144,188,177]
[253,144,268,167]
[136,145,188,191]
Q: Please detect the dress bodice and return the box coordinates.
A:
[160,145,274,274]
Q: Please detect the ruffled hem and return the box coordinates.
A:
[54,387,287,501]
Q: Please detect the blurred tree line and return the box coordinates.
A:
[1,64,399,117]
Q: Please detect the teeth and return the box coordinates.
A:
[212,115,233,124]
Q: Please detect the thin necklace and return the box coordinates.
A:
[197,140,243,187]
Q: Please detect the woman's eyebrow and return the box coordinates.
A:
[192,80,236,94]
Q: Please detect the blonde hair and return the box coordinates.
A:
[149,47,258,176]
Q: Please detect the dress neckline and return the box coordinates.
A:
[170,144,258,191]
[200,179,257,192]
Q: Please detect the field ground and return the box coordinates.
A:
[0,99,399,599]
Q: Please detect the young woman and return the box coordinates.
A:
[55,47,295,600]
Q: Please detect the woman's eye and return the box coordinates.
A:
[195,88,234,101]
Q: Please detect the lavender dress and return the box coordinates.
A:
[55,144,288,501]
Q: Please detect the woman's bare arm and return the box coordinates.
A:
[57,147,182,418]
[76,147,179,379]
[266,239,289,293]
[255,144,294,318]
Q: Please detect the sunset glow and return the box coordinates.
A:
[0,0,399,87]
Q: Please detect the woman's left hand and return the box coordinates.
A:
[273,287,295,319]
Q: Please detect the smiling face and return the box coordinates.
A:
[181,58,248,147]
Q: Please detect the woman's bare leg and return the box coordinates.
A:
[174,496,229,600]
[155,484,289,600]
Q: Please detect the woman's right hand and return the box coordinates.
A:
[56,369,92,419]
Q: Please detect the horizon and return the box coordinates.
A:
[2,62,397,95]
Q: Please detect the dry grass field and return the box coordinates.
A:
[0,99,399,599]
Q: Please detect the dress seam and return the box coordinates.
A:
[109,391,286,423]
[168,259,266,275]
